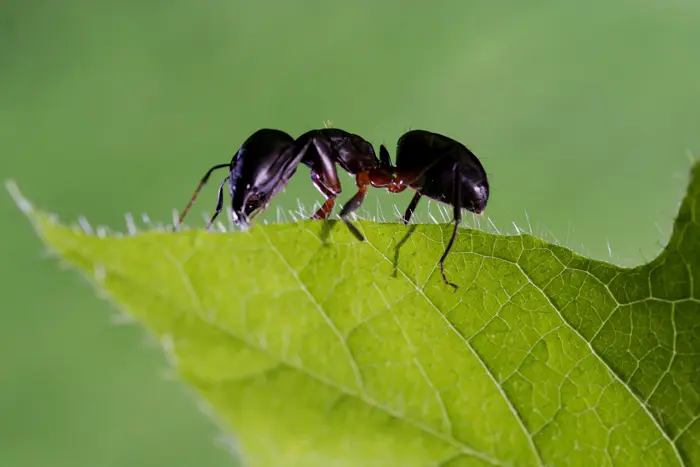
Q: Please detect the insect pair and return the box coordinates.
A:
[176,127,489,289]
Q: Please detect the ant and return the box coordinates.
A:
[176,128,489,290]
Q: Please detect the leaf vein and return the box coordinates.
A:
[514,263,686,466]
[361,235,545,466]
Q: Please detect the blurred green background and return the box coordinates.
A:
[1,1,698,466]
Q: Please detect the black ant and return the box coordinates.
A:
[176,128,489,289]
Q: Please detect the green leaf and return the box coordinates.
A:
[7,160,700,467]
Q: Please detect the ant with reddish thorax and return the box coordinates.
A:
[176,127,489,289]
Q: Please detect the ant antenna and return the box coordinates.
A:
[177,163,230,226]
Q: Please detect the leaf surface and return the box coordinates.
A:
[8,161,700,466]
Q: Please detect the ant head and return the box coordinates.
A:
[230,190,264,228]
[455,145,490,215]
[428,160,490,215]
[464,180,489,214]
[460,170,489,215]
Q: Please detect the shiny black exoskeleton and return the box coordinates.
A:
[177,128,305,229]
[294,128,382,239]
[371,130,490,289]
[176,128,379,238]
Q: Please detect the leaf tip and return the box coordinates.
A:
[5,179,35,216]
[4,179,57,240]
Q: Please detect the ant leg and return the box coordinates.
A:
[300,134,342,219]
[178,163,231,226]
[438,164,462,290]
[204,175,230,231]
[314,199,335,219]
[338,172,370,241]
[310,171,340,220]
[402,192,423,225]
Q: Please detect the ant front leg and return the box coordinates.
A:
[338,172,372,241]
[402,191,423,225]
[438,163,462,290]
[205,175,230,230]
